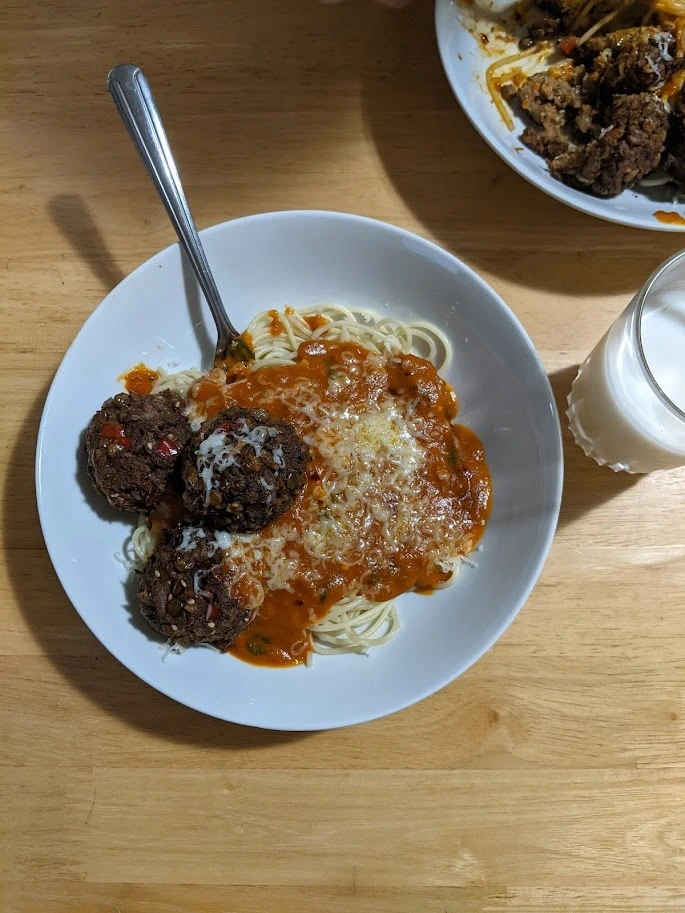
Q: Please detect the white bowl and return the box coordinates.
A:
[436,0,685,232]
[36,210,562,730]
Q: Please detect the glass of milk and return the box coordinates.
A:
[567,249,685,473]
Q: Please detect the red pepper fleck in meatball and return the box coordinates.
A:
[138,524,254,648]
[86,391,190,513]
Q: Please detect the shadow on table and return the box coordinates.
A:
[48,193,217,365]
[32,0,412,230]
[359,0,684,295]
[48,194,127,291]
[28,0,684,301]
[548,366,639,529]
[4,385,312,748]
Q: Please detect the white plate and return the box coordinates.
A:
[36,210,562,730]
[436,0,685,232]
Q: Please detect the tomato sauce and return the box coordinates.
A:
[305,314,329,331]
[186,340,491,668]
[268,309,285,336]
[121,364,159,395]
[654,211,685,226]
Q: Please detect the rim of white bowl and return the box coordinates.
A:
[35,209,564,729]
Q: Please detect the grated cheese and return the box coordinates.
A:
[195,421,280,506]
[176,526,206,552]
[655,31,674,62]
[199,369,468,603]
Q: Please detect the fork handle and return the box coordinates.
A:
[107,64,240,352]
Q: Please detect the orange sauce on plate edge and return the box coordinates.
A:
[654,211,685,226]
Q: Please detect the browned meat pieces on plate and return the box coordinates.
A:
[575,27,678,95]
[515,69,584,122]
[138,525,253,648]
[502,3,679,197]
[550,93,669,195]
[86,390,190,513]
[530,0,584,31]
[530,0,617,33]
[664,96,685,185]
[182,406,310,532]
[503,69,591,158]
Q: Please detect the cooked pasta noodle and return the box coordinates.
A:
[485,45,553,131]
[151,366,203,397]
[126,305,485,662]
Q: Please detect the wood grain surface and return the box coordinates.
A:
[3,0,685,910]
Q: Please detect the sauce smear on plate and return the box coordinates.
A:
[121,364,160,395]
[654,211,685,226]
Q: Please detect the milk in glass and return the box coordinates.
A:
[567,261,685,474]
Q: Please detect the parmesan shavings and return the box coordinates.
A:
[195,420,279,506]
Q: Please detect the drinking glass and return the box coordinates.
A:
[567,249,685,473]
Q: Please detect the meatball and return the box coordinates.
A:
[138,525,253,647]
[576,28,678,96]
[86,390,190,513]
[513,70,584,126]
[506,70,585,159]
[182,407,309,532]
[550,93,669,196]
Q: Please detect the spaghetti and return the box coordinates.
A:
[485,45,552,131]
[127,305,489,665]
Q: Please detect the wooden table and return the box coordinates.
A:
[4,1,685,910]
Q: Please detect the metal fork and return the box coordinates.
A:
[107,64,253,363]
